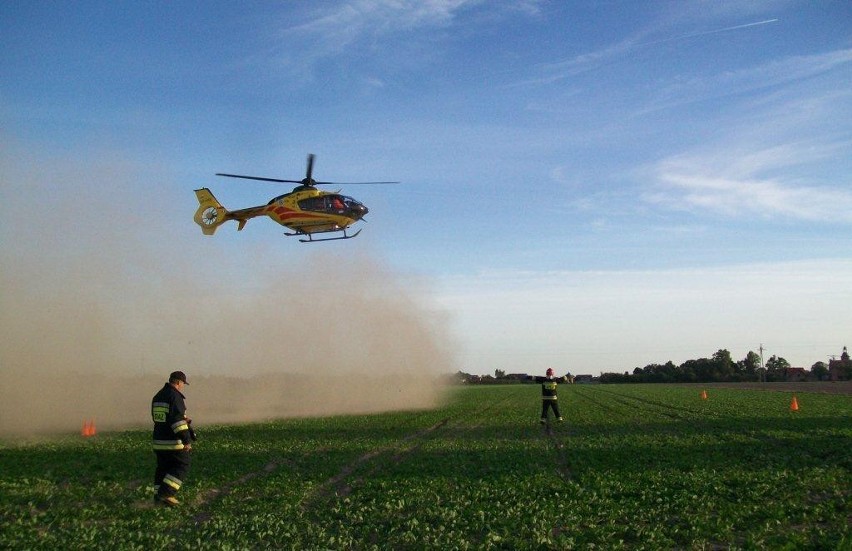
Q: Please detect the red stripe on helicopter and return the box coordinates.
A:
[268,206,326,220]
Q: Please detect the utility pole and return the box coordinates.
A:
[759,343,766,382]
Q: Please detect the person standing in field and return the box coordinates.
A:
[151,371,196,506]
[527,368,568,424]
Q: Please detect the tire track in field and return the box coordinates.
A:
[584,387,698,421]
[570,387,628,418]
[186,390,521,523]
[188,415,451,525]
[531,391,584,482]
[300,390,522,513]
[301,417,451,507]
[544,387,653,481]
[190,454,308,524]
[543,421,573,481]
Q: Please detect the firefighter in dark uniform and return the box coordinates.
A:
[151,371,196,506]
[527,368,568,424]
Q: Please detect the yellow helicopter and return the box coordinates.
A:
[193,154,397,242]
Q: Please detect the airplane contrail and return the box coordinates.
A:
[524,18,780,84]
[643,18,780,46]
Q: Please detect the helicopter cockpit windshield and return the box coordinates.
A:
[298,195,368,218]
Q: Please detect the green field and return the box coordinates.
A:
[1,384,849,549]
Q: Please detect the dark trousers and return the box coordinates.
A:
[154,450,191,497]
[540,399,561,419]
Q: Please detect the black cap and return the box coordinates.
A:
[169,371,189,385]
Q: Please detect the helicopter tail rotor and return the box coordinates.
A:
[193,188,228,235]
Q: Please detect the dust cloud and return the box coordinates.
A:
[0,146,456,437]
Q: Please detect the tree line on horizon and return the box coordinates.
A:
[598,349,849,384]
[456,349,851,384]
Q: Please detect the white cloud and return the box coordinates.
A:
[646,137,852,222]
[290,0,470,37]
[273,0,540,75]
[648,172,851,221]
[643,48,852,114]
[636,50,852,223]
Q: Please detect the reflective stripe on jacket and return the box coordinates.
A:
[151,383,190,450]
[527,375,562,400]
[153,439,186,451]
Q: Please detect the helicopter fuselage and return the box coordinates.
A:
[259,187,368,234]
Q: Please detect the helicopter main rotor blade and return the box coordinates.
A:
[306,154,315,182]
[312,181,400,185]
[216,173,303,184]
[216,173,398,185]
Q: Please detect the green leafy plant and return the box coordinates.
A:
[1,385,848,549]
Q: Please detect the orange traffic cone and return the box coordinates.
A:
[81,419,96,437]
[701,389,708,400]
[790,396,799,412]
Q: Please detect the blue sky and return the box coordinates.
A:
[2,1,851,376]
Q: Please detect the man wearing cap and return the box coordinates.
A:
[151,371,195,506]
[527,368,568,424]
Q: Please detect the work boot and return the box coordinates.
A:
[156,495,180,507]
[539,418,546,424]
[557,417,564,422]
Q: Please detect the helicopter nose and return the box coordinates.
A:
[353,204,368,218]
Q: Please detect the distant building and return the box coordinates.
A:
[828,346,851,381]
[784,367,807,382]
[573,374,596,384]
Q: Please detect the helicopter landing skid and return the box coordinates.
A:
[287,228,362,243]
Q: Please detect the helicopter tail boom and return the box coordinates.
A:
[193,188,228,235]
